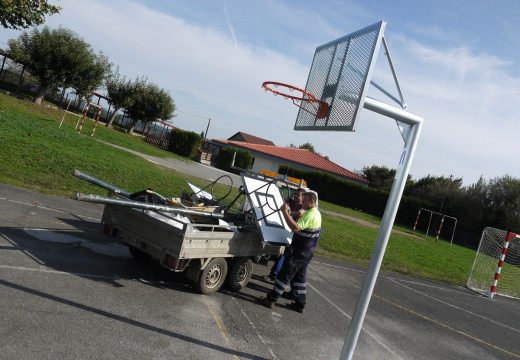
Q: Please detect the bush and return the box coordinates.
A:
[168,128,201,157]
[215,148,252,174]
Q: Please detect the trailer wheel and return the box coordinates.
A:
[196,258,228,295]
[226,258,253,291]
[128,245,152,260]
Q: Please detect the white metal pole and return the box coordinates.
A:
[339,97,423,360]
[59,99,72,128]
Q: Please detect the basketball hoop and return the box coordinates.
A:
[262,81,329,119]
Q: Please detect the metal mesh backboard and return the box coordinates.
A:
[295,21,386,131]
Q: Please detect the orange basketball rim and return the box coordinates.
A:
[262,81,329,119]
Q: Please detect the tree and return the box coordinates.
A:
[287,142,328,159]
[451,176,488,236]
[362,165,396,191]
[69,52,111,101]
[485,175,520,231]
[105,69,144,127]
[125,80,175,134]
[7,26,111,104]
[0,0,60,30]
[407,175,462,204]
[298,142,316,153]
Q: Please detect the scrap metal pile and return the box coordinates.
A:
[71,169,282,232]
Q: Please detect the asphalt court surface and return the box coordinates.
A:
[1,183,519,359]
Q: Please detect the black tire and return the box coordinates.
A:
[196,258,228,295]
[128,245,152,260]
[225,258,253,291]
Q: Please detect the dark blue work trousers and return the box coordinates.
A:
[267,248,313,305]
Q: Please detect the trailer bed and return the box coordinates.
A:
[102,204,282,260]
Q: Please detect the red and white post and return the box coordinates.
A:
[77,102,103,136]
[412,208,422,234]
[489,230,516,298]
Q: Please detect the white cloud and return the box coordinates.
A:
[386,37,520,184]
[2,0,519,186]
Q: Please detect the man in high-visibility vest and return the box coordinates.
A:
[257,190,322,313]
[263,188,305,281]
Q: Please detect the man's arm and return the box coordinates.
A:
[280,203,302,232]
[290,209,304,220]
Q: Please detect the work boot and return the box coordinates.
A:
[288,301,305,313]
[282,291,296,300]
[257,296,275,309]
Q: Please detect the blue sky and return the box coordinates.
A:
[1,0,519,186]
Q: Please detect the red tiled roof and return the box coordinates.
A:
[214,139,368,184]
[157,120,176,128]
[227,132,275,146]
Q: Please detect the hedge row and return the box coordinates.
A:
[214,148,252,174]
[279,165,433,226]
[168,128,201,157]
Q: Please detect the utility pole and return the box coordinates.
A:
[439,174,453,214]
[176,109,211,139]
[205,118,211,139]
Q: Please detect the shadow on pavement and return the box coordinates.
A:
[0,278,269,360]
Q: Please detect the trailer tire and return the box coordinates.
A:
[196,258,228,295]
[128,245,152,260]
[226,258,253,291]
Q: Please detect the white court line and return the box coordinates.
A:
[386,277,520,334]
[0,230,185,287]
[0,264,120,280]
[312,260,520,334]
[382,276,472,296]
[0,231,117,281]
[313,260,366,274]
[315,260,466,295]
[307,280,404,360]
[0,196,101,221]
[231,296,278,359]
[0,262,189,287]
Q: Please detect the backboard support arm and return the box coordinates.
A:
[381,36,407,110]
[339,96,423,360]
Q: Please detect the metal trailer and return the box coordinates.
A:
[72,169,288,295]
[100,204,282,294]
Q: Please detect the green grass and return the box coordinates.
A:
[0,94,219,198]
[0,93,479,285]
[319,201,382,224]
[315,215,476,284]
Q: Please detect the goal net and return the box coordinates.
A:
[467,227,520,299]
